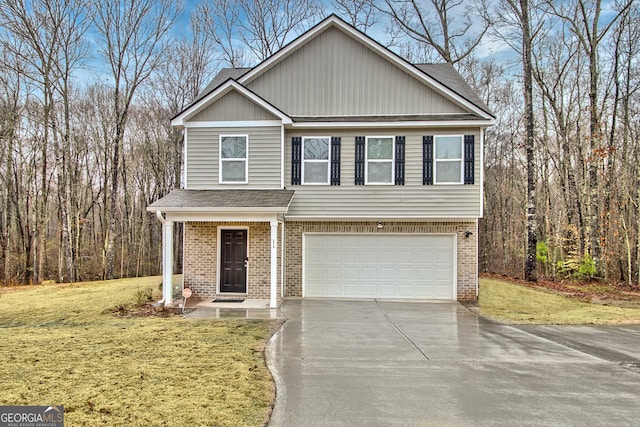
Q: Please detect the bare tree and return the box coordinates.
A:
[378,0,493,64]
[49,1,89,283]
[0,0,88,283]
[197,0,249,67]
[0,44,24,284]
[495,0,543,281]
[200,0,322,65]
[532,26,587,260]
[547,0,635,276]
[333,0,381,32]
[145,9,219,278]
[90,0,179,280]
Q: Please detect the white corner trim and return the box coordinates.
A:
[479,127,485,218]
[280,124,285,189]
[183,128,189,189]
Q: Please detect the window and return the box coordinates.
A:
[220,135,248,183]
[302,137,330,184]
[434,135,463,184]
[366,136,394,184]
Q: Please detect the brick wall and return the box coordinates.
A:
[284,221,478,301]
[183,220,477,302]
[183,222,282,299]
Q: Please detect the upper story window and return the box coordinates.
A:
[302,137,330,184]
[220,135,248,183]
[366,136,394,184]
[434,135,463,184]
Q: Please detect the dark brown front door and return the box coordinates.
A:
[220,229,248,293]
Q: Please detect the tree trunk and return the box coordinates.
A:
[521,0,537,282]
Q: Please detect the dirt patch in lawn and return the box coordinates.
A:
[482,273,640,309]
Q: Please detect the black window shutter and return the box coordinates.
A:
[291,137,301,185]
[355,136,365,185]
[395,136,405,185]
[464,135,475,185]
[330,137,341,185]
[423,136,433,185]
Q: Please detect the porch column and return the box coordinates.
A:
[270,220,278,308]
[163,219,174,306]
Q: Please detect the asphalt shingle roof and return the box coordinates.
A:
[148,189,295,212]
[414,63,491,115]
[194,67,251,103]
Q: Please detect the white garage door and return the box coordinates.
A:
[304,234,456,299]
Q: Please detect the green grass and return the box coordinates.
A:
[0,277,275,426]
[479,277,640,324]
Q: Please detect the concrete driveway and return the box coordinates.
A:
[267,299,640,427]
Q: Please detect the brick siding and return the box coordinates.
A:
[183,222,282,299]
[183,220,477,302]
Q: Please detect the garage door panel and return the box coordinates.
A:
[304,234,455,299]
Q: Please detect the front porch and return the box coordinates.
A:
[147,189,295,309]
[182,221,283,303]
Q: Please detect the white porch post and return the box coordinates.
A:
[270,220,278,308]
[164,219,174,306]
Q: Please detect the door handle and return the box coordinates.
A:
[244,258,249,268]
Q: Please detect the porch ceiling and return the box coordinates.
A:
[147,189,295,213]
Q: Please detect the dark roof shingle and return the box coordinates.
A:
[148,189,295,212]
[414,63,492,116]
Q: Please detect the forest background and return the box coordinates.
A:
[0,0,638,286]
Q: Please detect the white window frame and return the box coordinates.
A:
[365,136,395,185]
[219,134,249,184]
[434,135,464,185]
[302,136,331,185]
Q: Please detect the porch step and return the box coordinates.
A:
[213,294,247,303]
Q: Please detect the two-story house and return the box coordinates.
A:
[148,15,494,308]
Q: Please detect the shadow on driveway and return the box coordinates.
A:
[267,299,640,427]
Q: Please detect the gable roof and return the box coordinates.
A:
[172,14,494,126]
[171,79,292,128]
[237,14,493,120]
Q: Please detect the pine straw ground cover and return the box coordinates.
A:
[0,277,277,426]
[478,276,640,324]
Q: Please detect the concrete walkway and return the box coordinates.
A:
[267,299,640,427]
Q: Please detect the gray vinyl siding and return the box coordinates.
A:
[189,90,278,121]
[285,128,482,218]
[246,27,467,116]
[186,126,281,189]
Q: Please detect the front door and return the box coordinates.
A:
[220,229,248,293]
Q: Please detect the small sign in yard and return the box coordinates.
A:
[181,288,192,313]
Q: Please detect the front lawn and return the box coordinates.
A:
[0,277,275,426]
[479,277,640,324]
